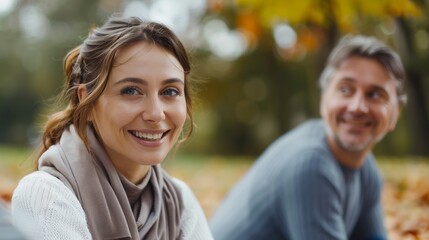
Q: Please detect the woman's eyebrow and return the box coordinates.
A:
[114,77,184,86]
[163,78,184,85]
[114,77,147,86]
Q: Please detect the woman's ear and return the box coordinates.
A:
[78,84,94,122]
[78,84,88,102]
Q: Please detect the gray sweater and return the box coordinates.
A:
[210,119,386,240]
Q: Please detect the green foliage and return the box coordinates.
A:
[197,0,429,156]
[0,0,106,146]
[235,0,421,29]
[0,0,428,156]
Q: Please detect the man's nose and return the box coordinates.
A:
[348,93,369,113]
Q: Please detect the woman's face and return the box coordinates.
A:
[90,42,187,182]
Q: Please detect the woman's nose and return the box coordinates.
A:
[141,96,165,122]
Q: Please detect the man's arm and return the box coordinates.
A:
[350,157,387,240]
[278,150,348,240]
[350,201,386,240]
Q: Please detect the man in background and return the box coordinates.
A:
[211,35,406,240]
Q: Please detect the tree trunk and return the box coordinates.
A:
[394,18,429,156]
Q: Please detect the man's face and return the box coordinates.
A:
[320,56,401,154]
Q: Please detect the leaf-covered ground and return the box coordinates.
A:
[165,156,429,240]
[0,148,428,239]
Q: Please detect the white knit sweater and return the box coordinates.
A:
[12,171,213,240]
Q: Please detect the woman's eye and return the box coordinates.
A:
[121,87,140,95]
[162,88,180,96]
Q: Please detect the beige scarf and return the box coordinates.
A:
[38,125,183,240]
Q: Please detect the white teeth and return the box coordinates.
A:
[132,131,163,140]
[348,120,366,125]
[343,115,371,126]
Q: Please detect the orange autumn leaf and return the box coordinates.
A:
[236,10,262,46]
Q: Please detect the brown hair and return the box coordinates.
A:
[36,16,194,162]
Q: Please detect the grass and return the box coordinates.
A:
[0,145,33,180]
[0,145,33,201]
[1,146,428,239]
[0,145,31,164]
[164,154,253,218]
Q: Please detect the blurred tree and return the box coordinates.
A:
[0,0,116,146]
[393,14,429,156]
[0,0,427,157]
[202,0,428,155]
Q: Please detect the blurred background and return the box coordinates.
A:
[0,0,428,239]
[0,0,428,157]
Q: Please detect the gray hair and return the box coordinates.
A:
[318,35,407,106]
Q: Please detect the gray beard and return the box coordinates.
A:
[334,133,369,152]
[324,123,379,153]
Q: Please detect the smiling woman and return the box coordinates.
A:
[85,42,188,183]
[10,16,213,240]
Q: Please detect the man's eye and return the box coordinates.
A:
[339,86,351,95]
[368,91,380,99]
[162,88,180,96]
[121,87,140,95]
[368,90,386,100]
